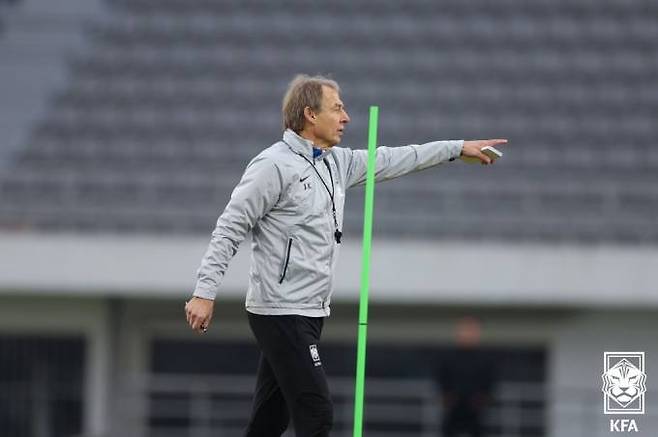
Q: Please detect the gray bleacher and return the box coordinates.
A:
[1,0,657,243]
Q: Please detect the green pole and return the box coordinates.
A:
[353,105,379,437]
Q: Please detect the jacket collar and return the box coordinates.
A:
[283,129,332,161]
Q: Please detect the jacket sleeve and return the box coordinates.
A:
[192,156,283,300]
[343,140,463,188]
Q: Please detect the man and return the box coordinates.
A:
[185,74,507,436]
[436,317,496,437]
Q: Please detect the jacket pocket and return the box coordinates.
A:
[278,238,293,284]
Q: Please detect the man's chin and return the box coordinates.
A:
[319,135,341,148]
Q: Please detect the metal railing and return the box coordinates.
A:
[128,374,547,437]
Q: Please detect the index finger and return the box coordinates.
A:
[485,139,508,146]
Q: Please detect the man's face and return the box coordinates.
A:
[308,86,350,148]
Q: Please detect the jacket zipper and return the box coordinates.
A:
[279,238,293,284]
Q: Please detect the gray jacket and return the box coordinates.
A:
[193,129,463,317]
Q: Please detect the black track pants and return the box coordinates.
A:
[244,313,333,437]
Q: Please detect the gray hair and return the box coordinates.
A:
[282,74,340,133]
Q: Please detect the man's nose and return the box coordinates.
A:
[342,111,350,124]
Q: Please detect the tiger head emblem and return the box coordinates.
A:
[601,358,647,408]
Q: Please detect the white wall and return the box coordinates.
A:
[2,232,658,309]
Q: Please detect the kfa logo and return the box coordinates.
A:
[602,352,646,414]
[309,344,321,367]
[602,352,646,433]
[609,419,638,433]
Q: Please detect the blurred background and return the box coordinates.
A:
[1,0,657,436]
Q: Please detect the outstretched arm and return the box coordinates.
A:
[343,138,507,188]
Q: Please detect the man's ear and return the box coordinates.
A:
[303,106,317,125]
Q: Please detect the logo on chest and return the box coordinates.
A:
[299,175,312,191]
